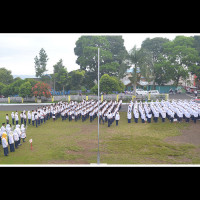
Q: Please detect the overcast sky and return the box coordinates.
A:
[0,33,199,76]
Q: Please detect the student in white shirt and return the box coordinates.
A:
[115,112,120,126]
[2,132,8,156]
[8,131,15,152]
[11,112,15,125]
[28,111,31,125]
[127,111,132,123]
[6,114,9,124]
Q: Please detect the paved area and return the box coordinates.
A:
[0,103,51,111]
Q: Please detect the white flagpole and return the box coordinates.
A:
[97,48,100,164]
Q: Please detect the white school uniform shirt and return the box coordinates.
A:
[2,137,8,148]
[134,111,139,118]
[20,113,23,119]
[115,113,120,120]
[185,112,190,118]
[28,112,31,119]
[21,125,26,139]
[147,113,152,118]
[15,114,19,121]
[127,112,132,119]
[13,130,19,141]
[23,113,27,120]
[8,133,14,144]
[32,112,35,121]
[11,112,15,119]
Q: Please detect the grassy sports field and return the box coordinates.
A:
[0,110,200,165]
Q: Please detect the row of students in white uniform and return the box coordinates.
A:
[0,123,26,156]
[8,100,122,128]
[59,100,122,127]
[127,99,200,123]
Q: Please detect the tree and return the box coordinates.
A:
[74,35,128,87]
[53,59,68,93]
[0,67,13,85]
[91,74,124,95]
[0,82,6,96]
[19,82,32,98]
[163,36,200,86]
[9,78,25,96]
[140,37,170,88]
[68,69,85,90]
[32,82,51,98]
[126,46,144,96]
[34,48,49,78]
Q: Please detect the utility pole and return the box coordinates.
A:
[97,48,100,164]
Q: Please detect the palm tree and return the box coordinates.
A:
[127,46,143,96]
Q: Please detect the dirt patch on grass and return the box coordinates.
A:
[50,123,98,164]
[165,122,200,146]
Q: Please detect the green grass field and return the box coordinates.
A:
[0,111,200,165]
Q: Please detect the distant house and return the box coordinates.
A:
[121,68,196,93]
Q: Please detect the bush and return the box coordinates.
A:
[19,82,32,98]
[32,82,51,98]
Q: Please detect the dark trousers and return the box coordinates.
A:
[14,141,18,148]
[10,143,15,152]
[108,119,111,127]
[3,147,8,156]
[28,119,31,125]
[128,119,131,123]
[12,118,15,125]
[116,120,119,126]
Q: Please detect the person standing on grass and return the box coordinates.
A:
[115,112,120,126]
[13,129,19,149]
[15,112,19,125]
[20,112,23,125]
[107,112,112,127]
[11,112,15,125]
[127,111,132,123]
[32,110,35,126]
[0,123,6,145]
[2,132,8,156]
[21,124,26,142]
[28,111,31,125]
[8,131,15,152]
[15,124,22,146]
[6,114,9,124]
[23,111,27,127]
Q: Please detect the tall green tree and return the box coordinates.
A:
[126,46,145,96]
[53,59,68,93]
[34,48,49,78]
[141,37,170,88]
[74,35,128,88]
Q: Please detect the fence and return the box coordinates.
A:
[0,93,169,104]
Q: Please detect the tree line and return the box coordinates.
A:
[0,35,200,97]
